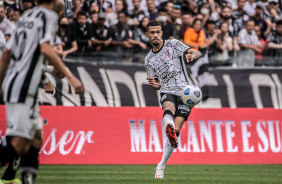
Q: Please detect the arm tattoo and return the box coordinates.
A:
[162,101,176,114]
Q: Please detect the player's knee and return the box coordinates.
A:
[11,137,31,156]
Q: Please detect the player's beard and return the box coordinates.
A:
[153,42,159,46]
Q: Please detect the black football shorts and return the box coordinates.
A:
[160,93,192,121]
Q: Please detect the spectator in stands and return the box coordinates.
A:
[233,0,250,32]
[97,0,113,13]
[166,1,174,15]
[256,0,268,10]
[262,0,282,23]
[215,6,235,37]
[244,0,256,16]
[198,3,211,27]
[21,0,33,13]
[71,0,82,20]
[157,8,173,40]
[57,17,78,59]
[169,4,181,39]
[180,12,192,40]
[6,8,15,33]
[110,11,146,61]
[91,12,112,51]
[73,11,94,53]
[146,0,158,20]
[252,5,272,40]
[128,0,145,28]
[211,22,233,65]
[88,1,100,13]
[13,8,21,23]
[267,20,282,65]
[0,5,10,40]
[184,18,207,51]
[6,8,13,21]
[204,20,221,63]
[254,25,268,65]
[106,0,127,26]
[133,16,150,47]
[238,19,262,67]
[88,11,98,24]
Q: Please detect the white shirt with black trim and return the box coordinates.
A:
[145,39,190,96]
[2,6,58,103]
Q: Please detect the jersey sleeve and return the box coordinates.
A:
[5,31,15,51]
[38,12,58,46]
[171,39,190,57]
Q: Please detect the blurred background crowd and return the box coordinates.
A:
[0,0,282,66]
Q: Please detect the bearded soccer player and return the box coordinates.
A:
[145,20,201,178]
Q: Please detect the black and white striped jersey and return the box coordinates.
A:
[145,39,190,96]
[2,6,58,103]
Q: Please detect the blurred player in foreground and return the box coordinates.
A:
[144,20,201,179]
[0,0,84,183]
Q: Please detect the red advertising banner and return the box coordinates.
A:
[0,105,281,164]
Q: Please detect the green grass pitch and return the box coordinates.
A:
[2,165,282,184]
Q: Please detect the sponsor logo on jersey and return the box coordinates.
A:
[158,65,177,83]
[164,49,171,58]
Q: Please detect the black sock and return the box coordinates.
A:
[176,132,180,137]
[1,136,20,180]
[2,159,18,180]
[21,146,39,184]
[0,144,18,167]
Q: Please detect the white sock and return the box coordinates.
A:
[163,114,175,129]
[157,139,174,169]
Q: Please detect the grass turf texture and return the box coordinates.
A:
[2,165,282,184]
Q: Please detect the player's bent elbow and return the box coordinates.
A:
[40,42,52,56]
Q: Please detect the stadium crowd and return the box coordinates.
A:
[0,0,282,66]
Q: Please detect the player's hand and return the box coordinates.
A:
[68,76,84,94]
[148,76,156,87]
[186,54,195,62]
[44,81,55,94]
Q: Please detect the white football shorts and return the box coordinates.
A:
[5,99,42,140]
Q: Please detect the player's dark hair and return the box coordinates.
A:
[117,10,128,17]
[77,11,87,18]
[276,20,282,26]
[146,20,161,31]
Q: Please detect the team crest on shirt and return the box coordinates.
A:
[164,49,171,58]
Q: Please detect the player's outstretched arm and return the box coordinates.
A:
[148,76,161,90]
[40,42,84,94]
[186,49,202,63]
[0,48,11,95]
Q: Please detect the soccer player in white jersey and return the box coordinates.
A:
[0,0,84,183]
[144,20,201,179]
